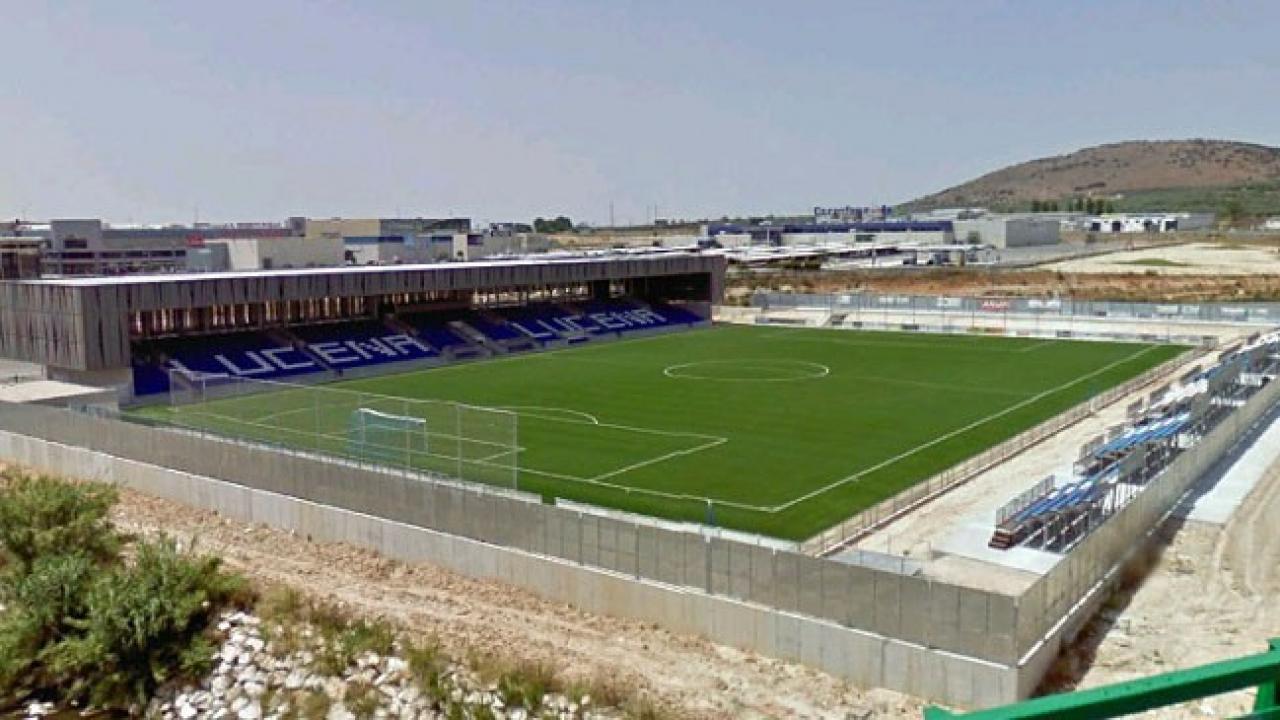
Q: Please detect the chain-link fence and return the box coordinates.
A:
[161,372,518,489]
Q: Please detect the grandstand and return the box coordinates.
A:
[0,254,722,398]
[989,332,1280,551]
[130,297,701,397]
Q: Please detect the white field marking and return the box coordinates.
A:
[471,446,526,463]
[836,374,1030,398]
[768,344,1161,513]
[493,405,600,424]
[466,436,765,511]
[590,436,728,482]
[178,407,518,451]
[335,327,703,382]
[188,402,746,505]
[765,332,1037,353]
[1016,340,1057,353]
[169,336,1162,515]
[662,359,831,382]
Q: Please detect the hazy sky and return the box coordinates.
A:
[3,1,1277,226]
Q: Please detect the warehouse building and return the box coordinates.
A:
[704,220,955,246]
[1083,213,1215,233]
[952,215,1061,248]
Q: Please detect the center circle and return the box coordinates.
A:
[662,359,831,382]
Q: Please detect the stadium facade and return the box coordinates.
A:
[0,253,724,398]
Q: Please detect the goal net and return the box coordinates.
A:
[347,408,429,466]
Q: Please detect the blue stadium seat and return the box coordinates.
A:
[133,323,437,395]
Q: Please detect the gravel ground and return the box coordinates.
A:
[1044,242,1280,276]
[1052,453,1280,717]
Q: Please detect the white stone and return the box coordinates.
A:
[284,668,308,690]
[244,682,266,699]
[326,703,355,720]
[237,701,262,720]
[178,704,198,720]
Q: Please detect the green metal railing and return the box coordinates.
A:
[925,639,1280,719]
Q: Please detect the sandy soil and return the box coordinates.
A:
[727,240,1280,303]
[1051,457,1280,717]
[103,486,925,720]
[1044,242,1280,276]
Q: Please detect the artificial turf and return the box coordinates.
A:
[135,325,1186,540]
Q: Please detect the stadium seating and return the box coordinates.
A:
[291,321,437,369]
[402,318,484,356]
[131,299,706,397]
[133,322,437,396]
[501,299,702,341]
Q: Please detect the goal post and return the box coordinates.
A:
[347,407,429,467]
[149,373,518,490]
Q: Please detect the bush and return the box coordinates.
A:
[0,470,120,574]
[42,537,247,707]
[0,472,246,711]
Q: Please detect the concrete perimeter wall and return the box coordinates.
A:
[0,426,1019,709]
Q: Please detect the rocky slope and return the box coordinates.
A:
[906,139,1280,211]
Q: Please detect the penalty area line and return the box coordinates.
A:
[768,344,1161,514]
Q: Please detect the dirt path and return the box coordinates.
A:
[106,487,925,720]
[1056,455,1280,717]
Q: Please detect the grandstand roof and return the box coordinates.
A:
[16,251,714,287]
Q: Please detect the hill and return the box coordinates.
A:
[904,140,1280,215]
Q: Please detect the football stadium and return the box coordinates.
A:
[137,325,1183,540]
[2,251,1277,710]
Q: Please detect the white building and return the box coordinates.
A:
[1084,213,1215,233]
[205,236,345,271]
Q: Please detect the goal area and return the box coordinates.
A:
[347,408,430,465]
[162,372,518,489]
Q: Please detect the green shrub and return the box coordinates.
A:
[42,537,246,707]
[0,470,120,574]
[0,473,247,712]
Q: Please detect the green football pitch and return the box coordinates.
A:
[135,325,1186,540]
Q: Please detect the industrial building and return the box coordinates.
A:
[705,220,954,246]
[1081,212,1216,233]
[705,215,1059,249]
[2,216,558,278]
[40,219,298,276]
[952,215,1061,248]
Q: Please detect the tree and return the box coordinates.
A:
[1224,198,1246,227]
[532,216,574,233]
